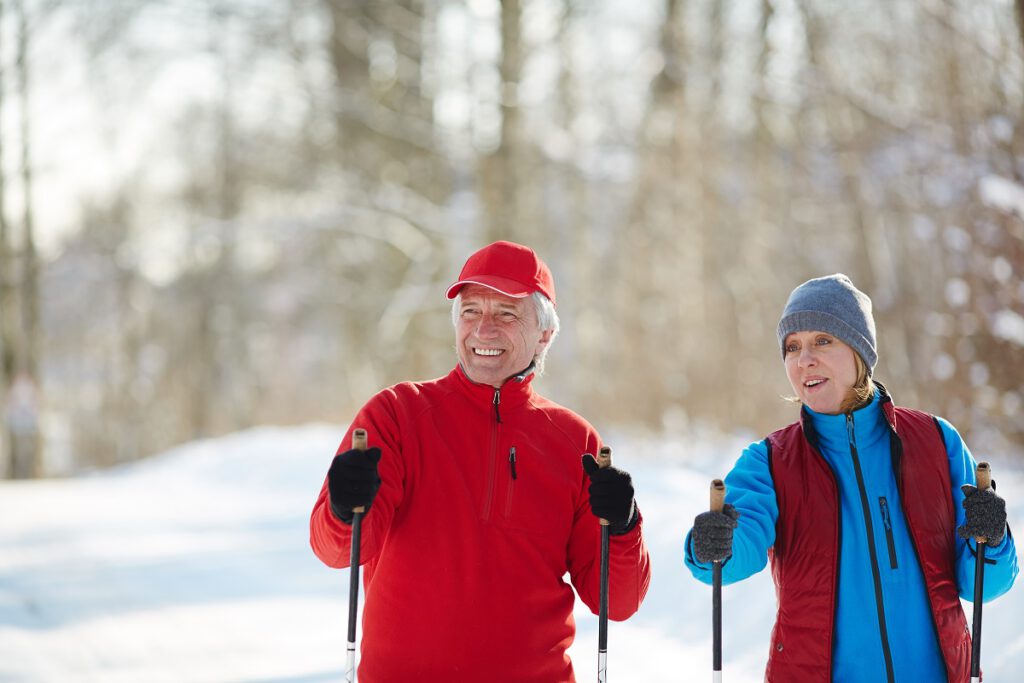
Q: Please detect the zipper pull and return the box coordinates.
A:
[509,447,517,480]
[846,413,856,447]
[880,497,892,530]
[493,388,502,423]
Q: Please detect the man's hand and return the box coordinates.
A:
[582,453,637,535]
[328,446,383,524]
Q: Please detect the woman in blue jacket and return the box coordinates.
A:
[685,274,1017,682]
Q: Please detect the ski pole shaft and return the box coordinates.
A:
[347,428,368,683]
[970,462,991,683]
[711,479,726,683]
[596,446,612,683]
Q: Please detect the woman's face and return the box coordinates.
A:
[783,330,860,415]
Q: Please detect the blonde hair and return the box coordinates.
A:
[837,353,875,414]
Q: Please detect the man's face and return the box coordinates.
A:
[455,285,552,388]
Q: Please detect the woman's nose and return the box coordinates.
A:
[798,347,817,366]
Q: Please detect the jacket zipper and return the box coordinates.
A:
[878,496,898,569]
[481,388,502,521]
[847,413,896,683]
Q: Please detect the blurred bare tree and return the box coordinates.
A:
[2,0,1023,476]
[0,0,54,478]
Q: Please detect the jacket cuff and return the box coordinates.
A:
[971,523,1014,560]
[330,498,356,525]
[609,501,640,536]
[684,529,732,570]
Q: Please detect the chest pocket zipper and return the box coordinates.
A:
[504,447,517,519]
[879,496,899,569]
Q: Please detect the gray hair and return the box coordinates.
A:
[451,291,560,376]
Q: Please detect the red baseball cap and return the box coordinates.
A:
[445,241,556,306]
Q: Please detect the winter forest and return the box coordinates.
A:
[1,0,1024,478]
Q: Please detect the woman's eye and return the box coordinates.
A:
[816,337,831,346]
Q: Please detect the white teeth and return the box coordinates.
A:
[805,379,825,387]
[474,348,503,356]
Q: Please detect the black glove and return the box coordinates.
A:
[327,447,383,524]
[582,454,638,535]
[958,483,1007,547]
[691,504,740,563]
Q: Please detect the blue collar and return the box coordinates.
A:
[802,388,888,452]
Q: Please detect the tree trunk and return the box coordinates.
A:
[1017,0,1024,51]
[0,0,15,478]
[479,0,526,245]
[10,0,40,478]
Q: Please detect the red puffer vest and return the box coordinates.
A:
[764,400,970,682]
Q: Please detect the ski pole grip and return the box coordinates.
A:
[352,428,368,514]
[597,446,612,527]
[976,462,991,492]
[975,462,992,545]
[710,479,726,514]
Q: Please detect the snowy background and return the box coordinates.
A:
[1,423,1022,682]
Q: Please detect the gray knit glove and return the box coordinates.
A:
[958,484,1007,548]
[691,504,740,563]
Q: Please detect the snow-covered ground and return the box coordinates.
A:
[1,424,1022,682]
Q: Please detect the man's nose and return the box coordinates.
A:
[475,316,499,337]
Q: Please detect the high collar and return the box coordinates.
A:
[801,386,889,452]
[451,363,536,409]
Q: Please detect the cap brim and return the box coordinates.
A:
[446,277,532,300]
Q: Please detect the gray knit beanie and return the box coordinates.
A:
[777,274,877,372]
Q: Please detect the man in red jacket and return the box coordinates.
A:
[310,241,651,682]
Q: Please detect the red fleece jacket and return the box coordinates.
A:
[310,366,650,682]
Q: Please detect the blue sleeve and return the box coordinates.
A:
[684,439,779,586]
[938,417,1019,601]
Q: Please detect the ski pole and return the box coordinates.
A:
[710,479,726,683]
[970,461,992,683]
[596,446,613,683]
[346,428,368,683]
